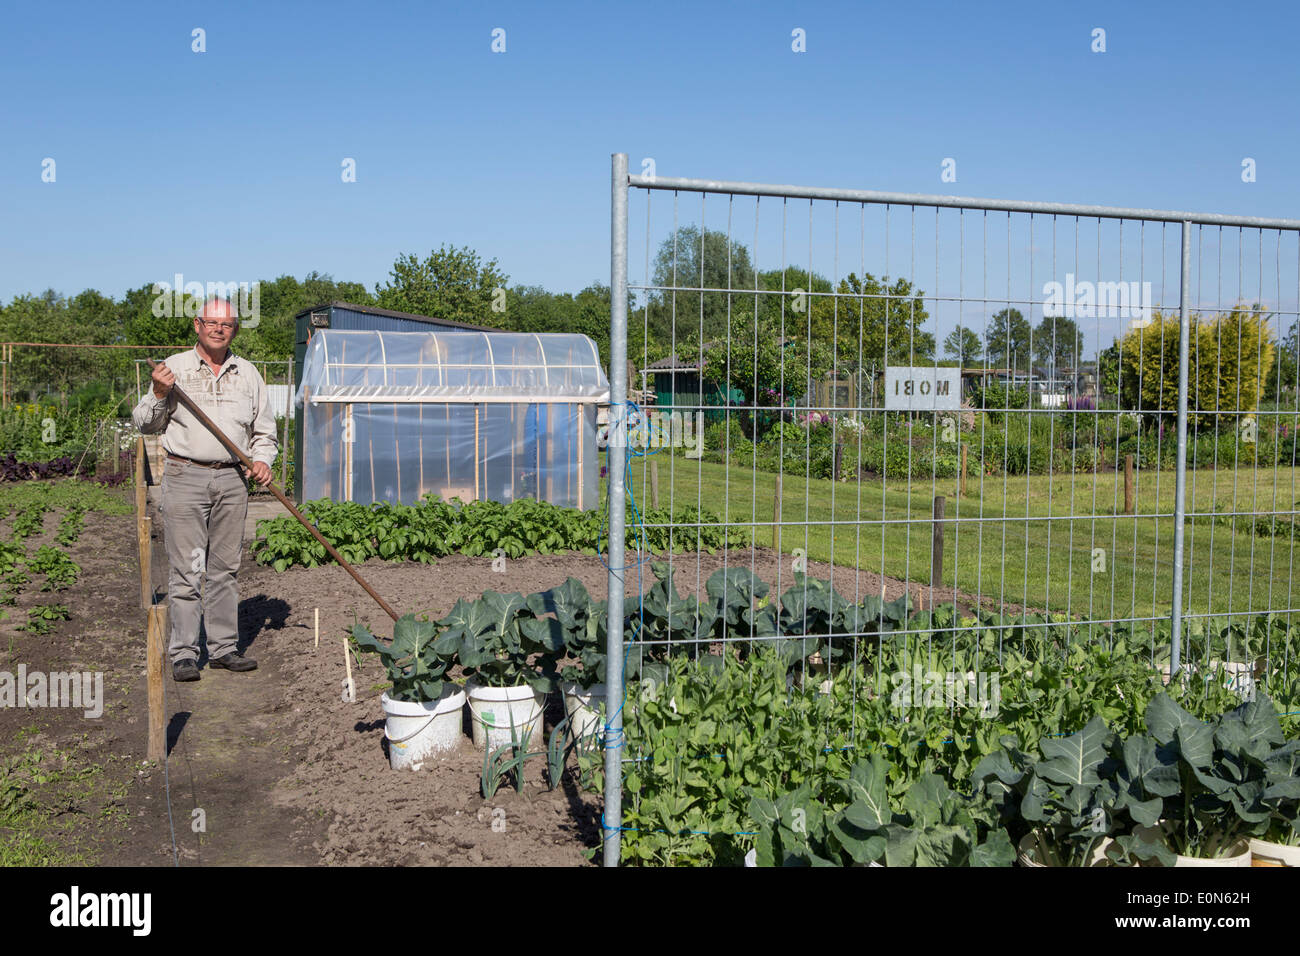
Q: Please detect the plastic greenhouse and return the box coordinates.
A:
[295,329,609,508]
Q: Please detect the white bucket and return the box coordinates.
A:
[381,686,467,770]
[1174,839,1252,867]
[562,682,606,744]
[466,679,546,751]
[1017,830,1116,867]
[1211,660,1259,700]
[1248,838,1300,867]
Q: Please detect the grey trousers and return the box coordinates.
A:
[159,458,248,664]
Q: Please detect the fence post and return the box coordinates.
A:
[147,604,167,761]
[649,458,659,511]
[931,495,945,610]
[1124,454,1135,515]
[1169,221,1192,678]
[772,472,783,551]
[603,152,629,868]
[283,361,293,492]
[960,444,968,498]
[139,516,152,608]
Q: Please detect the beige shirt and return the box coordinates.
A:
[132,348,279,467]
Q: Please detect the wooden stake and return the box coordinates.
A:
[146,604,167,761]
[367,429,375,502]
[343,636,355,703]
[281,362,291,491]
[138,516,152,608]
[1124,454,1135,515]
[314,607,320,650]
[649,458,660,511]
[931,495,946,611]
[393,399,401,500]
[546,404,555,502]
[772,472,783,551]
[135,435,147,519]
[960,444,968,498]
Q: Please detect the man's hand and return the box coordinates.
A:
[247,461,273,487]
[150,362,175,399]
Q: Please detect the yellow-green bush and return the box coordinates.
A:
[1120,306,1274,429]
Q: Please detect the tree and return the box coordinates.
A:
[1097,340,1120,397]
[1033,315,1084,370]
[701,308,833,437]
[1263,318,1299,399]
[943,327,983,365]
[802,272,933,371]
[985,308,1032,372]
[1120,306,1274,429]
[646,226,756,346]
[375,245,509,326]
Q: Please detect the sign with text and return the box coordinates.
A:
[884,366,961,411]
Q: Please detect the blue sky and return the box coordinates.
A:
[3,0,1299,351]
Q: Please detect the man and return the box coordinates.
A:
[133,297,278,682]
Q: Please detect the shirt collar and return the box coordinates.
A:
[193,346,239,377]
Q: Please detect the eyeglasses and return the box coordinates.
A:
[197,320,237,332]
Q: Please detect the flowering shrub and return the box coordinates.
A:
[799,411,832,428]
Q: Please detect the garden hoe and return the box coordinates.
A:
[147,358,400,622]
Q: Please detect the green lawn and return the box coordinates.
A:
[601,452,1300,622]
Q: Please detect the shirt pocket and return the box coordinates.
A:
[228,380,257,427]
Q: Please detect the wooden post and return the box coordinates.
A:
[649,458,660,511]
[344,405,354,502]
[135,436,147,518]
[139,516,152,608]
[772,472,783,551]
[146,604,167,761]
[314,607,320,650]
[576,405,584,510]
[1124,454,1135,515]
[281,362,291,491]
[931,495,946,610]
[959,444,968,498]
[833,438,844,481]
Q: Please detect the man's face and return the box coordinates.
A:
[194,300,238,353]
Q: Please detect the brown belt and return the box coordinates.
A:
[167,453,241,470]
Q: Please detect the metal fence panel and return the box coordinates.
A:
[603,154,1300,864]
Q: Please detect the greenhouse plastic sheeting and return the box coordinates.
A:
[295,330,606,509]
[295,329,609,404]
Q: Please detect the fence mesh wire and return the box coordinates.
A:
[601,160,1300,862]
